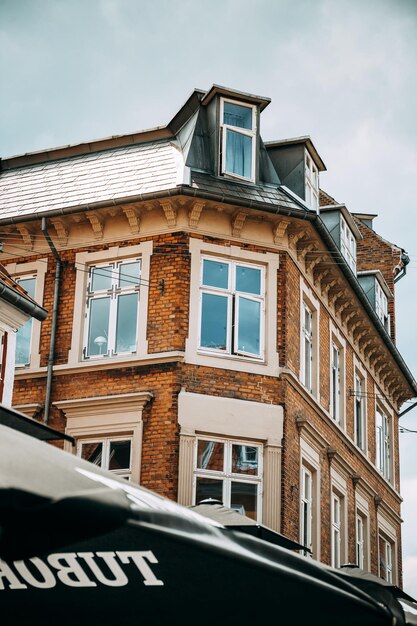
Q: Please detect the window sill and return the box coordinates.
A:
[14,351,185,379]
[185,348,279,377]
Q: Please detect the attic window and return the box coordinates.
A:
[220,99,256,182]
[305,154,319,210]
[340,216,357,273]
[375,281,389,332]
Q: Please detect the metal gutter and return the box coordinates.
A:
[41,218,62,425]
[0,281,47,322]
[1,183,416,397]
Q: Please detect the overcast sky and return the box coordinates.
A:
[1,0,416,596]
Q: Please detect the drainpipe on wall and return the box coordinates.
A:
[41,217,62,425]
[394,250,410,284]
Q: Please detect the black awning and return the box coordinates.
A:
[0,404,74,443]
[190,502,310,552]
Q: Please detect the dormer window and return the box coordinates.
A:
[220,99,256,182]
[305,153,319,210]
[375,280,389,331]
[340,216,357,273]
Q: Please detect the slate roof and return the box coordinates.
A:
[0,140,179,221]
[190,172,303,212]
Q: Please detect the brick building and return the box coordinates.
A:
[0,85,415,585]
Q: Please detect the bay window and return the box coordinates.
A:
[199,257,264,359]
[220,99,256,182]
[193,437,263,522]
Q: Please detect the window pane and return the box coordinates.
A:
[87,297,110,355]
[201,293,228,350]
[230,482,257,520]
[115,293,138,353]
[15,277,36,366]
[197,440,224,471]
[18,277,36,299]
[15,318,33,365]
[202,259,228,289]
[225,129,252,179]
[80,441,103,466]
[91,265,112,291]
[109,440,131,471]
[231,444,259,475]
[196,477,223,504]
[236,265,261,295]
[119,262,140,288]
[237,297,260,355]
[223,101,253,130]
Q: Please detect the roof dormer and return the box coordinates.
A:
[265,136,326,211]
[319,204,362,274]
[357,270,392,334]
[201,85,270,184]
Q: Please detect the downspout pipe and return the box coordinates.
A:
[41,218,62,425]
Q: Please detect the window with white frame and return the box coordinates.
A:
[379,535,393,583]
[305,153,319,211]
[220,99,256,182]
[77,436,133,480]
[340,216,357,274]
[199,257,264,360]
[330,342,341,424]
[7,259,48,371]
[300,466,313,557]
[15,274,36,366]
[356,513,365,569]
[375,280,389,332]
[331,492,342,568]
[376,406,391,480]
[302,303,313,392]
[193,437,263,522]
[354,372,366,450]
[83,259,141,359]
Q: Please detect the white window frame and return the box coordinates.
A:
[300,437,321,560]
[376,404,391,481]
[83,259,141,359]
[300,283,320,398]
[355,492,370,571]
[375,280,389,332]
[356,513,365,569]
[186,239,279,376]
[77,434,133,480]
[302,303,313,392]
[6,258,48,371]
[330,468,347,569]
[353,362,367,454]
[329,326,346,427]
[68,242,152,366]
[300,465,313,557]
[58,392,152,485]
[193,435,263,523]
[198,256,265,360]
[377,514,397,584]
[331,492,342,568]
[220,98,257,183]
[305,152,319,211]
[340,215,357,274]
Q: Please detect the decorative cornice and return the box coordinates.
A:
[188,201,205,228]
[232,211,247,238]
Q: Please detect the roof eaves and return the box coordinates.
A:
[265,136,326,172]
[201,84,271,111]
